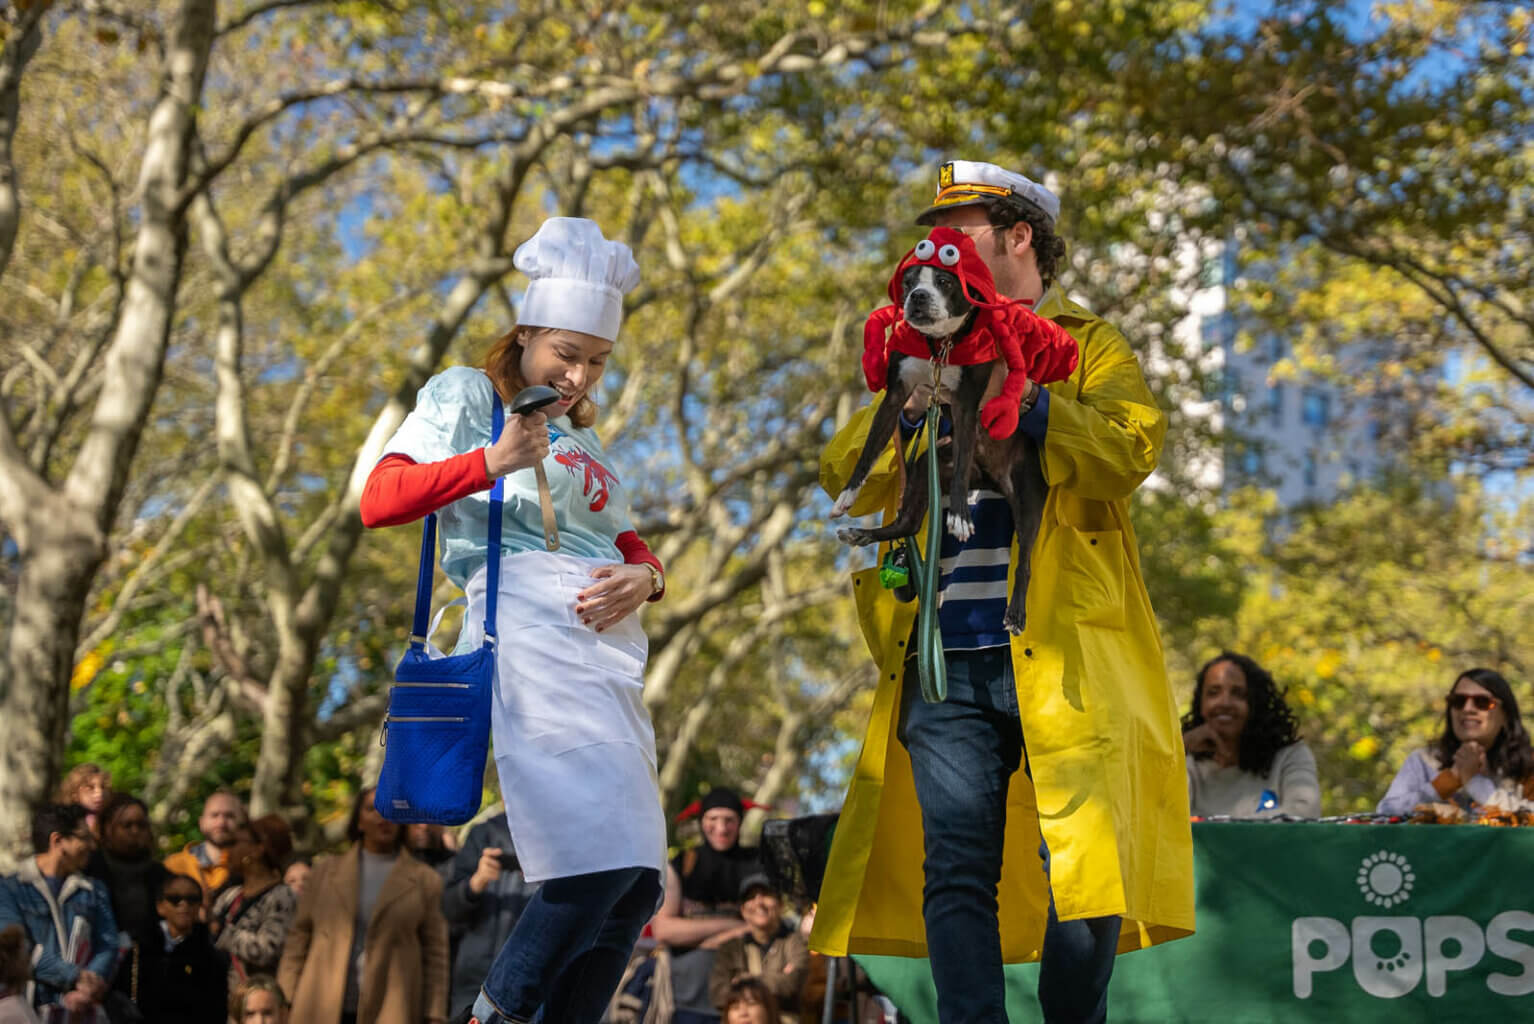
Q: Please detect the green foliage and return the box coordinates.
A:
[17,0,1531,840]
[1176,480,1534,814]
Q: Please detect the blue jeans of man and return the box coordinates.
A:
[472,865,662,1024]
[898,646,1121,1024]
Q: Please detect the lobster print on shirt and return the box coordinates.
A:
[549,426,620,513]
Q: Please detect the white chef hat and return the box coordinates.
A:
[915,160,1061,229]
[514,217,641,342]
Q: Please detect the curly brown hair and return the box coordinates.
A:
[1182,651,1303,776]
[483,326,598,428]
[982,193,1067,290]
[56,763,111,807]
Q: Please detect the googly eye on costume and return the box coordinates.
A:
[938,244,961,266]
[914,239,935,260]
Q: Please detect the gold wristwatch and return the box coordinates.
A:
[645,564,664,596]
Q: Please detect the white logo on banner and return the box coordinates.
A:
[1290,849,1534,1000]
[1357,850,1414,907]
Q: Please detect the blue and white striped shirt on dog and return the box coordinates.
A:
[935,488,1014,651]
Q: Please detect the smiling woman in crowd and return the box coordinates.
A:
[1377,667,1534,816]
[1181,651,1320,819]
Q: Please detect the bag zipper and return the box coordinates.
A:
[392,682,471,689]
[379,714,470,745]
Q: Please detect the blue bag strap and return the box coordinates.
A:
[408,513,437,650]
[406,391,506,652]
[484,394,504,643]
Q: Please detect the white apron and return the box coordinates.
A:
[460,549,668,883]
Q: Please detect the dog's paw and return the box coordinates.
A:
[1003,606,1027,635]
[831,488,859,518]
[837,527,873,547]
[946,512,974,542]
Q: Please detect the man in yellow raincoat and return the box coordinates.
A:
[811,161,1194,1023]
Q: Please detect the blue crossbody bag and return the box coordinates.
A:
[374,394,505,825]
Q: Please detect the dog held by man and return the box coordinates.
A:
[812,160,1194,1024]
[831,226,1078,634]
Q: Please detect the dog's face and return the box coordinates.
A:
[901,263,974,340]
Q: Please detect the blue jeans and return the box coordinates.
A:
[472,865,662,1024]
[898,646,1121,1024]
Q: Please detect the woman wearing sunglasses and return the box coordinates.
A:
[1377,668,1534,816]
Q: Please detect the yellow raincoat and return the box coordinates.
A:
[810,286,1194,963]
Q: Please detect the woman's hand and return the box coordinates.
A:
[483,410,549,477]
[576,564,654,631]
[1182,722,1217,756]
[1453,741,1487,786]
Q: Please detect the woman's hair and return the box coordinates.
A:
[1182,651,1302,776]
[484,325,598,428]
[345,786,404,849]
[1433,667,1533,781]
[56,763,111,804]
[984,194,1067,290]
[0,923,29,991]
[229,974,289,1021]
[98,792,150,834]
[722,976,779,1020]
[239,813,294,873]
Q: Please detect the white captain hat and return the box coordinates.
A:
[514,217,641,342]
[915,160,1060,229]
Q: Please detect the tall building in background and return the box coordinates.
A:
[1182,243,1398,507]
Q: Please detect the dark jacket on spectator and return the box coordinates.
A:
[440,814,536,1016]
[85,849,168,954]
[131,921,229,1024]
[708,923,810,1022]
[0,858,119,1010]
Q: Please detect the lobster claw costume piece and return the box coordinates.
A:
[861,227,1080,438]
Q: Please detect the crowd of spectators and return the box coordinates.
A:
[0,656,1525,1023]
[0,779,842,1024]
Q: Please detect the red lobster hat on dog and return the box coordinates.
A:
[886,227,1009,309]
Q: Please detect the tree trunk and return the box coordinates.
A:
[0,0,218,862]
[0,502,103,865]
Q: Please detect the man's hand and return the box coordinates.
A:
[1453,741,1487,786]
[902,382,955,418]
[77,970,107,1000]
[468,847,504,895]
[62,990,93,1013]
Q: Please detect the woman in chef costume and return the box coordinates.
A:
[361,217,669,1024]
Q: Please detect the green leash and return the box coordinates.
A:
[906,401,947,703]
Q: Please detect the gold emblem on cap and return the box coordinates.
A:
[938,163,954,189]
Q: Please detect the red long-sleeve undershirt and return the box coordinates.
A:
[361,453,664,594]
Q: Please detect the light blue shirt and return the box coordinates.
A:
[382,366,638,589]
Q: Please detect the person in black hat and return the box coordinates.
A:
[708,873,808,1023]
[651,787,763,1024]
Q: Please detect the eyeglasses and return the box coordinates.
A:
[163,893,203,907]
[1448,693,1498,712]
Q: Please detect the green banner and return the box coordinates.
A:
[857,822,1534,1022]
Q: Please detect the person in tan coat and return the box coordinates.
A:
[277,787,449,1024]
